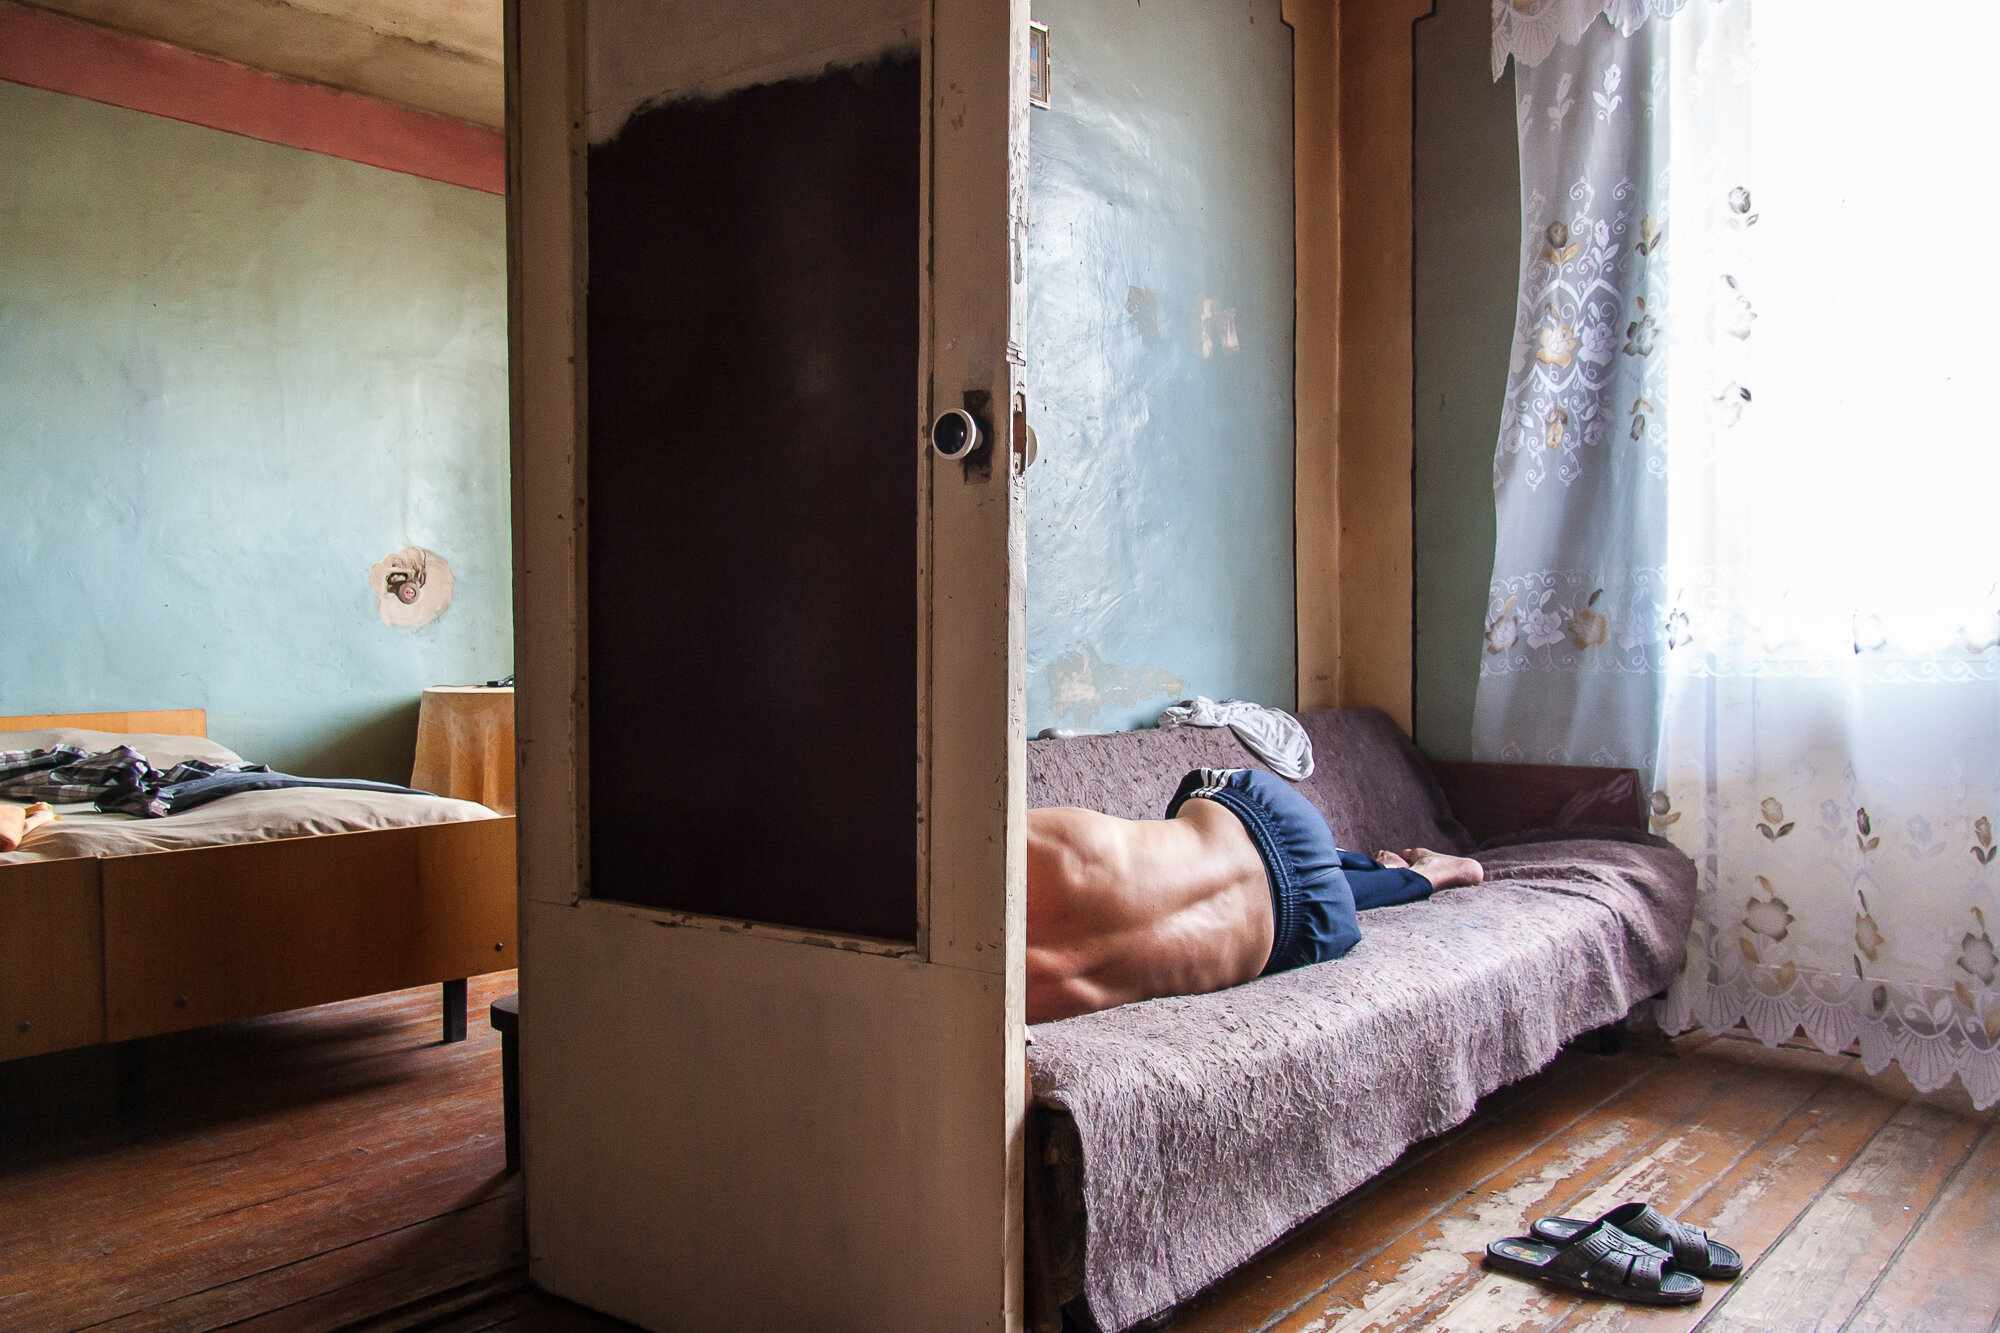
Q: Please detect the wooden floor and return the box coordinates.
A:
[0,972,627,1333]
[2,987,1994,1333]
[1175,1030,2000,1333]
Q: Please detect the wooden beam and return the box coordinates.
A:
[1290,0,1430,728]
[506,0,588,913]
[19,0,503,129]
[0,708,206,737]
[1289,0,1340,714]
[0,0,504,194]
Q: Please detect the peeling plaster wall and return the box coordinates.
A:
[0,83,511,782]
[1412,0,1520,759]
[1024,0,1295,737]
[583,0,920,143]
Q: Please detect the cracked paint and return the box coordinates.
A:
[1308,1121,1635,1332]
[1044,645,1184,729]
[1023,0,1296,737]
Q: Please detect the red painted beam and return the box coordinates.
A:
[0,1,504,195]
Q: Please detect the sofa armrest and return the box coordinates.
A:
[1427,761,1645,845]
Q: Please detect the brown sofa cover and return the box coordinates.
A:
[1024,708,1695,1330]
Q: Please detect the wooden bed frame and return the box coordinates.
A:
[0,709,517,1102]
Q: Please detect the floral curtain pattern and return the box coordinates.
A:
[1470,12,1674,771]
[1485,0,2000,1107]
[1489,0,1691,81]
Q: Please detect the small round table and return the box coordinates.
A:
[410,686,515,814]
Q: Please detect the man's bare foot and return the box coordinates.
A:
[1377,847,1483,890]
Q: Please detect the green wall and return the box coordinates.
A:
[1412,0,1520,759]
[0,82,511,783]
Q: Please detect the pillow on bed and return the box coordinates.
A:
[0,729,247,768]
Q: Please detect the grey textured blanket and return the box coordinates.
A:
[1025,712,1695,1330]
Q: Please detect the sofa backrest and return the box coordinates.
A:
[1026,706,1472,856]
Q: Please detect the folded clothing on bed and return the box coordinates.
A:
[0,745,422,818]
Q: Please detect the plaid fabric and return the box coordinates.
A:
[0,745,257,818]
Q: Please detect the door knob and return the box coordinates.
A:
[931,408,980,460]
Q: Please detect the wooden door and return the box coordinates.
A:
[507,1,1028,1328]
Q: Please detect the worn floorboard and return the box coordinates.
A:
[1177,1030,1996,1333]
[1400,1044,1847,1333]
[1172,1051,1653,1333]
[1548,1066,1906,1333]
[1695,1099,1985,1332]
[1255,1040,1763,1332]
[3,988,1994,1332]
[1843,1118,2000,1333]
[0,973,530,1332]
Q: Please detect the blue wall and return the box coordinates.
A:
[1024,0,1296,735]
[0,83,511,782]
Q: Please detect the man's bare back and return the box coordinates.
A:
[1027,800,1274,1022]
[1026,781,1482,1023]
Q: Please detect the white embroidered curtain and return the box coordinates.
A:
[1471,5,1674,771]
[1481,0,2000,1106]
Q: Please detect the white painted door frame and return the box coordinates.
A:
[506,1,1029,1327]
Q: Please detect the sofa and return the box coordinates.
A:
[1022,707,1697,1331]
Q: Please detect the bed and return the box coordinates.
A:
[0,709,517,1102]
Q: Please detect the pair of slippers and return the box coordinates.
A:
[1485,1201,1744,1306]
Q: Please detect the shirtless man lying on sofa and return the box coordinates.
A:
[1027,767,1484,1022]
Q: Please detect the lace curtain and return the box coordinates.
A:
[1489,0,1691,80]
[1470,8,1673,771]
[1480,0,2000,1106]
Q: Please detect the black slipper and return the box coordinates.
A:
[1531,1202,1743,1280]
[1484,1218,1704,1305]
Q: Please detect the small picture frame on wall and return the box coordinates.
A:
[1028,22,1051,108]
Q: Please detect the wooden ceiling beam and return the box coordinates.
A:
[14,0,503,128]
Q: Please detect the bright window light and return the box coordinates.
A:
[1666,0,2000,662]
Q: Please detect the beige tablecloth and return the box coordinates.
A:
[411,686,515,814]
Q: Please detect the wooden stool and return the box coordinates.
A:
[490,992,520,1173]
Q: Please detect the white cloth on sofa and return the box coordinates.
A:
[1153,696,1314,780]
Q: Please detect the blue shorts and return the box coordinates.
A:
[1166,767,1432,975]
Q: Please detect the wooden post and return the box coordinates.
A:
[1290,0,1432,729]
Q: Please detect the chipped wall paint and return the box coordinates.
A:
[1025,0,1296,735]
[1412,0,1520,760]
[371,546,454,627]
[583,0,922,143]
[1042,646,1184,731]
[0,83,511,782]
